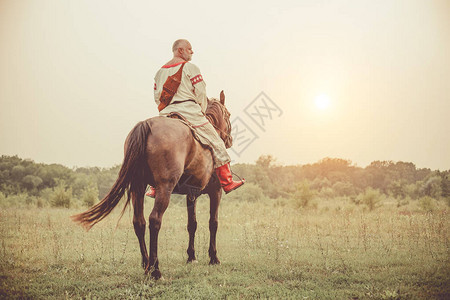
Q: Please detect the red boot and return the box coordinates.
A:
[146,186,156,198]
[215,163,245,194]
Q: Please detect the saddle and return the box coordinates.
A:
[166,111,212,152]
[167,112,189,123]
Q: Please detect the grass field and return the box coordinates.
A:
[0,196,448,299]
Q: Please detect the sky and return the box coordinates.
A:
[1,0,449,170]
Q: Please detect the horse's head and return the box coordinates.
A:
[206,91,233,149]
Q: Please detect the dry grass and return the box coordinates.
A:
[0,196,449,299]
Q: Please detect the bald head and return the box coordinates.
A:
[172,39,193,61]
[172,39,189,52]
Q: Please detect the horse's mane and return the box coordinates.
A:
[205,98,232,148]
[206,98,226,125]
[206,98,221,115]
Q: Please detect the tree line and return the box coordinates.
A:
[0,155,120,208]
[0,155,449,209]
[230,156,450,210]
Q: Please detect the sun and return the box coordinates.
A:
[314,94,331,110]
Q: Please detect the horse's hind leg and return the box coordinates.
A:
[132,192,148,269]
[186,195,198,263]
[145,184,171,279]
[208,188,222,265]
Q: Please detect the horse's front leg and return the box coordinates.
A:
[132,191,148,269]
[186,195,198,263]
[145,185,170,279]
[208,187,222,265]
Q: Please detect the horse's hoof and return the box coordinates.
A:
[151,269,162,280]
[209,258,221,265]
[187,255,197,264]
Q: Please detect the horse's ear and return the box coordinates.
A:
[220,90,225,105]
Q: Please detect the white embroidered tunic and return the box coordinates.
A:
[154,61,208,113]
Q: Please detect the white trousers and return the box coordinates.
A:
[160,101,230,168]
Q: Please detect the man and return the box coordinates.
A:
[147,39,244,197]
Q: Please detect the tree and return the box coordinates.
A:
[256,155,276,169]
[38,164,73,189]
[439,171,450,203]
[11,165,25,181]
[421,175,442,199]
[22,175,43,190]
[365,161,393,192]
[388,179,407,198]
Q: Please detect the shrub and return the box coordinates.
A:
[404,183,420,200]
[0,191,6,205]
[227,182,264,202]
[318,187,334,198]
[51,182,72,208]
[293,180,316,208]
[332,181,355,196]
[36,197,45,208]
[81,184,99,207]
[396,196,410,208]
[418,196,437,212]
[354,187,383,211]
[0,193,29,208]
[221,182,264,202]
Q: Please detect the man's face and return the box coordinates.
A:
[179,42,193,61]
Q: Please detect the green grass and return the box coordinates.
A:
[0,197,449,299]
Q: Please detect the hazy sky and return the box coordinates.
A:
[1,0,449,170]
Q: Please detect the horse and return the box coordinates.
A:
[71,91,233,279]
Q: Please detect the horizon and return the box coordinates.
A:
[1,0,449,171]
[3,153,447,172]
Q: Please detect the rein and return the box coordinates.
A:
[207,115,231,139]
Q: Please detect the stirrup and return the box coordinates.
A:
[222,179,245,194]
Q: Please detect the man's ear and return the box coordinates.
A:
[220,90,225,105]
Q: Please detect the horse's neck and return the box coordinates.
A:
[205,113,216,126]
[205,102,223,128]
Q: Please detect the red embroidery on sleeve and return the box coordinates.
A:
[190,74,203,85]
[154,83,157,90]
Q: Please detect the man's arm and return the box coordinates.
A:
[188,64,208,113]
[154,70,162,107]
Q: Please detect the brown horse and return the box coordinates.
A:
[71,91,233,279]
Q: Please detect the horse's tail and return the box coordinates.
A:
[71,120,151,230]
